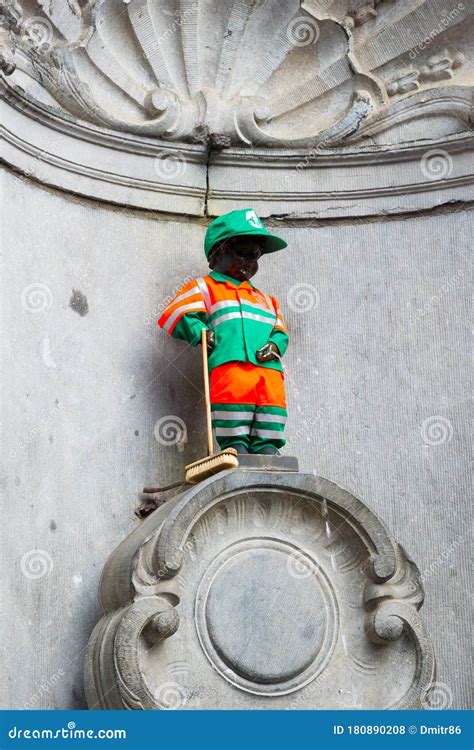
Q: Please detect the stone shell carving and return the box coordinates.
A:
[1,0,472,147]
[84,470,435,710]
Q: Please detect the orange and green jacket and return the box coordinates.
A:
[157,271,289,373]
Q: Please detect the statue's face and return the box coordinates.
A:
[210,236,265,282]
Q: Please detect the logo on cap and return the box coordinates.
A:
[245,209,263,229]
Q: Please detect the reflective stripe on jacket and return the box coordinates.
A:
[157,271,289,373]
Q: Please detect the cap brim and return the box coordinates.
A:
[232,229,287,254]
[262,233,288,253]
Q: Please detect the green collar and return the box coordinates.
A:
[209,270,254,288]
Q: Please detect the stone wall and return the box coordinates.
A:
[1,166,471,709]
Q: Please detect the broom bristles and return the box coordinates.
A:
[185,449,239,483]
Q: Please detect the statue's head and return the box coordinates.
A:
[208,235,265,282]
[204,208,287,281]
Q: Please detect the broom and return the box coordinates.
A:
[184,328,239,483]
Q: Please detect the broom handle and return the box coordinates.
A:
[201,328,213,456]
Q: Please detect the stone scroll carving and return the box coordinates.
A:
[1,0,472,147]
[84,468,435,709]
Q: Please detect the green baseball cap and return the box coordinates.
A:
[204,208,287,259]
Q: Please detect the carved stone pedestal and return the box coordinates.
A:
[84,464,435,709]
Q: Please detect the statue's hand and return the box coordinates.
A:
[206,330,216,352]
[256,342,279,362]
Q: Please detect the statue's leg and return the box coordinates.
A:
[209,362,255,453]
[249,367,287,454]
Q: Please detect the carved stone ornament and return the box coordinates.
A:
[1,0,473,216]
[1,0,472,147]
[84,466,436,710]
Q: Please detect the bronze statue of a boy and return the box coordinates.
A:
[158,209,288,455]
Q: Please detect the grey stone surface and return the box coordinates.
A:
[1,166,472,709]
[85,470,434,709]
[235,455,299,472]
[207,135,474,218]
